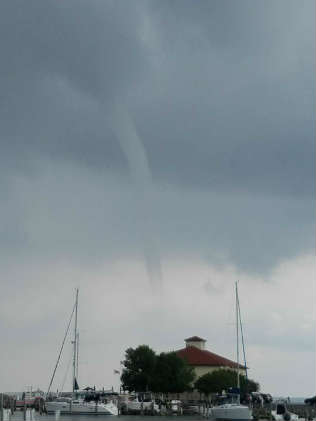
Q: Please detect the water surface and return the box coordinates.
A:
[11,413,202,421]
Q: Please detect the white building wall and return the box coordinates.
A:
[185,340,206,350]
[193,365,247,379]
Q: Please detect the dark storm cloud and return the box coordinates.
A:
[0,0,314,273]
[0,0,313,194]
[0,172,313,273]
[0,0,148,173]
[0,1,147,96]
[135,0,315,197]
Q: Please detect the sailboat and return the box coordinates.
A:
[210,282,252,421]
[45,289,118,416]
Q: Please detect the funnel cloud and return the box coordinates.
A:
[111,104,163,293]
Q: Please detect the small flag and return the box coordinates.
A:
[74,377,79,390]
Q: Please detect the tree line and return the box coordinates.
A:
[121,345,195,394]
[120,345,259,397]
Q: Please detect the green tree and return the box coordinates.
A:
[195,369,259,398]
[121,345,156,392]
[152,352,195,394]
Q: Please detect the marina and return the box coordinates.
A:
[1,286,314,421]
[1,392,316,421]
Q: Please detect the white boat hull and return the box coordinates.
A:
[211,404,252,421]
[45,401,118,415]
[127,401,159,413]
[271,410,299,421]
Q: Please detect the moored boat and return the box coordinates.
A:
[125,393,159,414]
[209,283,252,421]
[45,289,118,416]
[45,398,118,415]
[170,399,182,414]
[210,393,252,421]
[271,402,299,421]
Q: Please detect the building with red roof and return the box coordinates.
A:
[175,336,247,380]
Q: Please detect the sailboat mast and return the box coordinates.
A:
[73,288,79,394]
[237,287,248,379]
[76,332,79,380]
[235,281,240,390]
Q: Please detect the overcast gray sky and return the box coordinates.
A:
[0,0,314,397]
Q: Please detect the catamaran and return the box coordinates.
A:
[45,289,118,416]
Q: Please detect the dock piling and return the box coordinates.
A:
[23,395,26,421]
[0,393,4,421]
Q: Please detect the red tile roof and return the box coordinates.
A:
[185,336,206,342]
[176,346,245,369]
